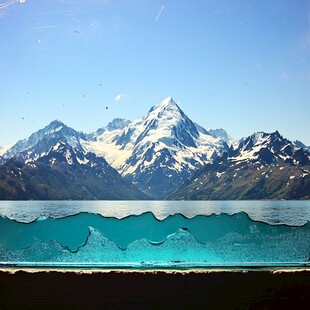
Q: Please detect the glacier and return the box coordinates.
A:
[0,97,234,199]
[0,212,309,268]
[81,97,232,198]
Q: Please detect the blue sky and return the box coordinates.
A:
[0,0,310,146]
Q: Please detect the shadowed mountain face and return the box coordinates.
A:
[1,98,309,200]
[83,97,230,198]
[0,121,147,200]
[0,156,148,200]
[0,98,231,199]
[2,120,86,161]
[169,131,310,200]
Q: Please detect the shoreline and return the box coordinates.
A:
[1,268,309,308]
[1,266,310,273]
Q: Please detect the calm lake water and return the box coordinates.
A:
[0,200,309,226]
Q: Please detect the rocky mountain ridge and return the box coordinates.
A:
[0,97,309,200]
[169,131,310,200]
[82,97,231,197]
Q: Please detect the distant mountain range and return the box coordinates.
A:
[169,131,310,200]
[82,97,232,198]
[0,97,309,200]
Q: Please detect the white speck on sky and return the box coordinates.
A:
[155,4,165,22]
[115,94,127,102]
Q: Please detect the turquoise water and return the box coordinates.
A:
[0,201,309,268]
[0,200,309,225]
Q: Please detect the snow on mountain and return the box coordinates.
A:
[2,120,87,162]
[106,118,131,132]
[0,143,14,157]
[207,128,236,147]
[0,121,147,200]
[90,118,131,139]
[169,130,310,200]
[82,97,231,198]
[230,131,310,166]
[0,143,147,200]
[293,140,310,153]
[85,97,230,172]
[37,141,117,176]
[3,96,308,200]
[1,97,235,198]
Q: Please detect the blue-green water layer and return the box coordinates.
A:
[0,211,309,268]
[1,200,310,225]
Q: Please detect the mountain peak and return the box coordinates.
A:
[148,97,178,113]
[106,118,130,131]
[50,119,64,125]
[43,119,67,133]
[149,97,179,114]
[231,130,310,166]
[2,119,86,161]
[47,119,65,130]
[156,97,179,110]
[161,96,175,105]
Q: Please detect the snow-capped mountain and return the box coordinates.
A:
[36,141,111,174]
[89,118,131,140]
[206,128,236,146]
[3,96,308,200]
[230,131,310,166]
[170,131,310,200]
[0,120,147,200]
[293,140,310,153]
[0,143,13,158]
[2,120,86,163]
[83,97,230,198]
[0,153,147,200]
[1,97,232,199]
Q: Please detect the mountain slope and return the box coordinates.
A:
[2,120,86,163]
[293,140,310,153]
[83,97,231,198]
[169,131,310,200]
[0,148,148,200]
[0,121,147,200]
